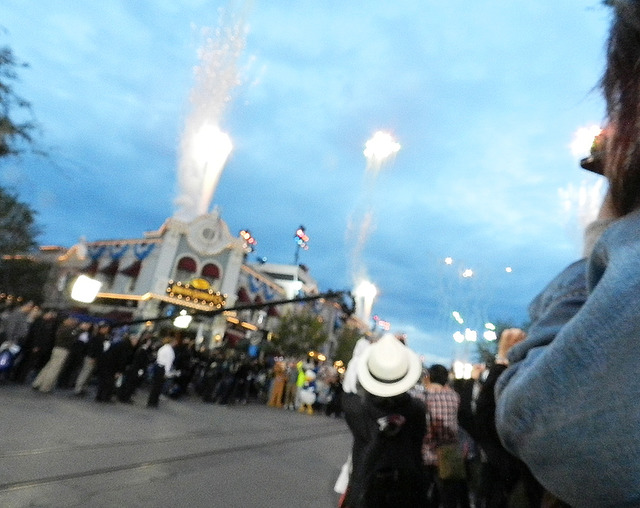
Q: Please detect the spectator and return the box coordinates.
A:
[341,333,426,508]
[58,320,92,388]
[474,330,543,508]
[1,301,36,348]
[283,360,300,410]
[117,333,153,403]
[494,3,640,506]
[147,336,178,408]
[12,308,57,383]
[422,364,469,508]
[74,323,109,396]
[32,315,80,393]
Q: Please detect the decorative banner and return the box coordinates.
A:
[134,243,155,261]
[248,275,276,301]
[263,283,275,301]
[248,275,261,294]
[108,244,129,260]
[87,245,107,261]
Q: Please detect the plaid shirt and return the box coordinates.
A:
[419,385,460,465]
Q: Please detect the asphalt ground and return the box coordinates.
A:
[0,384,352,508]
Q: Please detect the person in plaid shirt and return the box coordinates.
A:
[421,364,469,508]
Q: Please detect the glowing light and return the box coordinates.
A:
[173,310,193,329]
[464,328,477,342]
[377,319,391,331]
[452,311,464,324]
[70,275,102,303]
[174,15,245,221]
[570,125,602,158]
[453,361,473,379]
[505,267,512,273]
[483,330,497,341]
[444,257,453,265]
[462,269,474,278]
[363,131,401,171]
[453,331,465,343]
[354,279,378,322]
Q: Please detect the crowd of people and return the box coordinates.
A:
[4,2,640,506]
[337,2,640,507]
[0,302,344,414]
[335,332,540,508]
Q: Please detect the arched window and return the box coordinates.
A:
[175,256,197,282]
[201,263,220,286]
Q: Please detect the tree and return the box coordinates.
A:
[271,307,329,357]
[0,42,37,158]
[0,186,39,254]
[0,187,46,302]
[332,323,364,364]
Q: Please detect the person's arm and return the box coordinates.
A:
[495,210,640,506]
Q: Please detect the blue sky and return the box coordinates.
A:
[2,1,611,364]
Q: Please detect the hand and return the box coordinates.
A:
[498,328,526,359]
[471,364,485,380]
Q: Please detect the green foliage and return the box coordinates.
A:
[333,323,363,364]
[0,186,43,302]
[0,187,39,254]
[271,306,329,357]
[0,256,51,304]
[0,43,36,157]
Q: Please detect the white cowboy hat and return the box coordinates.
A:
[357,333,422,397]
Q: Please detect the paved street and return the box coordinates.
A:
[0,384,351,508]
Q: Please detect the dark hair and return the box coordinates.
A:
[602,0,640,214]
[428,364,449,386]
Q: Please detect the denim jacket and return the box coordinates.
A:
[495,208,640,508]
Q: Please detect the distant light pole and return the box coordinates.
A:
[294,225,309,265]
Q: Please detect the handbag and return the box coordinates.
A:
[436,442,466,480]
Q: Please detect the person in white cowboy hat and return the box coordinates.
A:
[340,333,427,508]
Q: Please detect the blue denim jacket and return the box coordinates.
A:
[495,208,640,507]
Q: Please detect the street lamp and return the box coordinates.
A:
[70,275,102,303]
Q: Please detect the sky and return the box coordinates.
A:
[1,1,612,365]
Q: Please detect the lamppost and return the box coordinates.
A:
[293,225,309,265]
